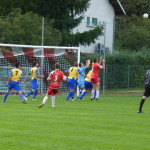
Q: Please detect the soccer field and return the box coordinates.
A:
[0,95,150,150]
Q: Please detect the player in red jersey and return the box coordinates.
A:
[38,64,66,108]
[91,57,105,100]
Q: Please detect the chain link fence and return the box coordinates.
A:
[100,65,147,95]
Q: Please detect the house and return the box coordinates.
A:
[74,0,126,53]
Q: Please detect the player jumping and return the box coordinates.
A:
[91,57,105,100]
[77,60,90,99]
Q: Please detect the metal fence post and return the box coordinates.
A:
[41,17,44,95]
[127,65,130,89]
[103,48,106,95]
[103,22,106,94]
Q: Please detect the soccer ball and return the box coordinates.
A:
[143,13,149,18]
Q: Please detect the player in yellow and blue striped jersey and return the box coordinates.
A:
[2,62,27,103]
[65,62,87,101]
[24,61,44,100]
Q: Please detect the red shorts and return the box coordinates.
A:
[47,87,58,96]
[91,77,100,85]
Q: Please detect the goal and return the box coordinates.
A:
[0,43,80,95]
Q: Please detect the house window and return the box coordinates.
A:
[87,17,90,25]
[92,18,97,26]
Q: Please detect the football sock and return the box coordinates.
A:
[43,96,48,104]
[66,92,71,101]
[79,89,82,94]
[26,91,33,97]
[139,99,145,112]
[71,91,74,98]
[91,90,95,99]
[3,93,9,102]
[95,91,99,99]
[80,90,87,99]
[66,91,74,101]
[78,90,82,98]
[19,93,25,101]
[51,96,55,107]
[33,90,38,99]
[94,90,96,99]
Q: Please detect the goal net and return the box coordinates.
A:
[0,44,80,95]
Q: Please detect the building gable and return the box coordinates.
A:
[109,0,126,15]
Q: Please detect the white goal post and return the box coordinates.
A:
[0,43,80,95]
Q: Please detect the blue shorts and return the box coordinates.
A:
[8,81,21,91]
[67,78,76,90]
[77,80,85,89]
[31,78,38,90]
[75,79,78,85]
[85,81,93,90]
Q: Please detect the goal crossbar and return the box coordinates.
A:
[0,43,80,50]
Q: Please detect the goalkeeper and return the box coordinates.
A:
[77,60,90,99]
[138,68,150,113]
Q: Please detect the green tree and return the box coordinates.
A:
[0,9,62,45]
[120,0,150,16]
[115,15,150,51]
[115,0,150,51]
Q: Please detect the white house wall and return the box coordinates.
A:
[73,0,115,53]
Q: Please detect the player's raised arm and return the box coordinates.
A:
[102,59,105,69]
[85,59,90,69]
[99,57,103,65]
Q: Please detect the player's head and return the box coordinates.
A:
[74,62,78,67]
[15,62,20,68]
[33,61,39,67]
[55,63,60,69]
[93,58,98,63]
[79,63,84,67]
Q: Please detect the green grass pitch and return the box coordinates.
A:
[0,95,150,150]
